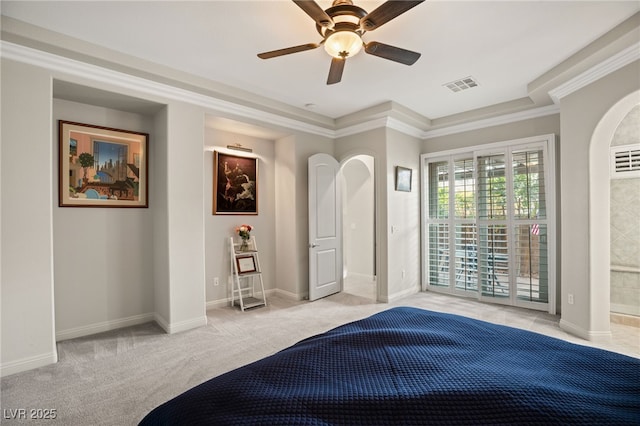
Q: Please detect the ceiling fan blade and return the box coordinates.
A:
[292,0,334,28]
[257,43,320,59]
[327,57,346,85]
[364,41,421,65]
[360,0,424,31]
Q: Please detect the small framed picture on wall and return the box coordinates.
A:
[395,166,412,192]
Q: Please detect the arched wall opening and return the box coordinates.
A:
[340,154,377,301]
[589,90,640,332]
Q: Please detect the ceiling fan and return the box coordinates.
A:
[257,0,425,85]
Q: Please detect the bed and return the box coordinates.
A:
[139,307,640,425]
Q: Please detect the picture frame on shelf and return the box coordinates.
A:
[58,120,149,207]
[213,151,258,215]
[236,255,257,274]
[395,166,412,192]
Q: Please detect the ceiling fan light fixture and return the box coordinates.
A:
[324,30,362,58]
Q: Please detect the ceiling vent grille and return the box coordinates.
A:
[444,76,479,93]
[610,144,640,179]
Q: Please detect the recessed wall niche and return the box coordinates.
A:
[52,80,166,341]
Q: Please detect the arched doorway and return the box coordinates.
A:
[341,155,376,300]
[589,90,640,330]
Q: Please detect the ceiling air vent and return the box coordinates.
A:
[444,76,479,93]
[610,144,640,179]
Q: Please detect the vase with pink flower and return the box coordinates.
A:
[235,224,253,251]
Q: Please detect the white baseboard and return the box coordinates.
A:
[154,313,170,333]
[167,316,208,334]
[387,285,420,303]
[154,313,207,334]
[1,351,58,377]
[206,298,230,310]
[56,313,155,341]
[559,318,613,342]
[272,288,303,301]
[346,272,376,281]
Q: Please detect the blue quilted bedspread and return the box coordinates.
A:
[139,307,640,425]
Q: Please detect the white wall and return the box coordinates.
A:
[1,59,57,375]
[152,107,171,327]
[204,127,276,306]
[385,129,422,300]
[162,103,207,331]
[52,99,155,340]
[275,135,299,298]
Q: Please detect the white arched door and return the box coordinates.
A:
[308,153,342,301]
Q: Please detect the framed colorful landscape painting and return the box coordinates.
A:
[59,121,149,207]
[213,151,258,215]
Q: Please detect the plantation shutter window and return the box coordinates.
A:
[422,135,556,313]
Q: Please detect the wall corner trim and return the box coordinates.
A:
[559,318,613,342]
[0,351,58,378]
[154,314,207,334]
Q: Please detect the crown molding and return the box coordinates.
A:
[421,104,560,139]
[334,117,389,138]
[1,38,632,142]
[335,116,424,139]
[549,41,640,103]
[1,41,335,139]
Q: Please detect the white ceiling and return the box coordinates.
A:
[2,1,639,121]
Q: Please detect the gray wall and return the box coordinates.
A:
[559,60,640,339]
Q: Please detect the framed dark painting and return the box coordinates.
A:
[59,120,149,207]
[395,166,412,192]
[213,151,258,215]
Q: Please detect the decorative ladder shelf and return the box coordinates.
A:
[230,236,267,311]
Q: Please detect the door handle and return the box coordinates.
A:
[309,243,319,248]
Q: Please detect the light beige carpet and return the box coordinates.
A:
[1,291,638,425]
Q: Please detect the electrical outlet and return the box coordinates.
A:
[213,277,219,286]
[568,294,574,305]
[401,269,406,279]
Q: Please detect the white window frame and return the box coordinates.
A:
[421,134,556,314]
